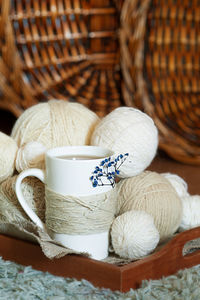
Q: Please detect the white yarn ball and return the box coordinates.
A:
[91,107,158,177]
[0,132,18,183]
[162,173,189,198]
[11,99,99,149]
[111,210,160,260]
[16,141,47,172]
[179,195,200,232]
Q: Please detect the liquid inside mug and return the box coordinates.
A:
[15,146,116,260]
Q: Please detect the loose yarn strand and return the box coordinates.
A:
[45,187,117,235]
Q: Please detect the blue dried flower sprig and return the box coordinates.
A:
[90,153,129,188]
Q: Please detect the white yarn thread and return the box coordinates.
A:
[162,173,189,197]
[45,187,117,234]
[91,107,158,177]
[179,195,200,232]
[11,100,100,149]
[16,141,46,172]
[111,210,160,260]
[0,132,18,183]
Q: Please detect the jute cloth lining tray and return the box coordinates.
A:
[0,0,123,117]
[0,227,200,292]
[120,0,200,165]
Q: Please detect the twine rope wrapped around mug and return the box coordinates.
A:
[45,187,118,235]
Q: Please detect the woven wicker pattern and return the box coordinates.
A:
[0,0,122,117]
[121,0,200,164]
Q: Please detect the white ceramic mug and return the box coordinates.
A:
[15,146,117,260]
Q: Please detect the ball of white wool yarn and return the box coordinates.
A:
[117,171,183,242]
[162,173,189,198]
[0,132,18,183]
[179,195,200,232]
[91,107,158,178]
[11,99,100,149]
[111,210,160,260]
[16,141,46,172]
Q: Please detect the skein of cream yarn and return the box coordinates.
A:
[117,171,183,242]
[91,107,158,178]
[0,175,45,223]
[16,141,46,172]
[111,210,160,260]
[179,195,200,232]
[0,174,45,242]
[11,100,99,170]
[0,132,18,183]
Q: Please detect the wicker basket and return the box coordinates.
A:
[1,0,199,164]
[121,0,200,165]
[0,0,123,117]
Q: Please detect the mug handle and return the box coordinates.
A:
[15,168,45,230]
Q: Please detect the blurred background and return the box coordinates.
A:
[0,110,16,134]
[0,0,199,192]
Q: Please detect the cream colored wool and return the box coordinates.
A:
[179,195,200,232]
[45,187,117,234]
[0,175,45,241]
[0,132,18,183]
[16,141,46,172]
[11,100,99,169]
[117,171,183,242]
[162,173,189,197]
[91,107,158,178]
[0,175,45,223]
[111,210,160,260]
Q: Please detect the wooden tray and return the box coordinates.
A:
[1,227,200,292]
